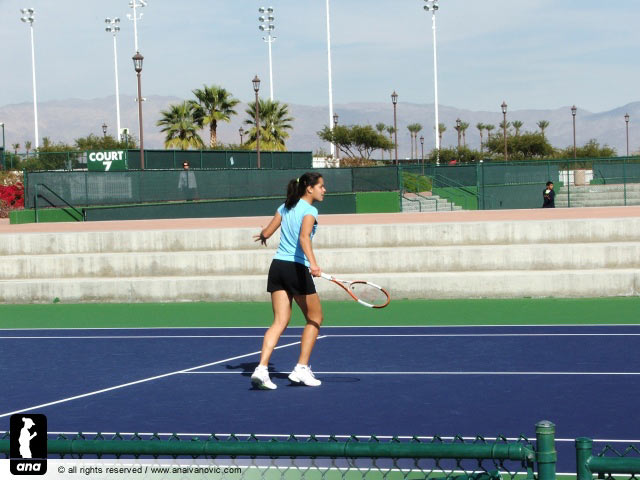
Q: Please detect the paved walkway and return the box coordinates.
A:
[2,206,640,234]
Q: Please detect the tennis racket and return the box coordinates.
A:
[320,273,391,308]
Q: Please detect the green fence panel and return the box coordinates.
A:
[355,192,400,213]
[125,150,313,170]
[84,193,356,221]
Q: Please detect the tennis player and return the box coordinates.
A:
[251,172,326,390]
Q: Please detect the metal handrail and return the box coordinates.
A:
[34,183,85,223]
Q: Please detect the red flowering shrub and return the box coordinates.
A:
[0,182,24,218]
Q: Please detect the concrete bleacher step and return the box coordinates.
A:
[1,269,638,303]
[2,242,640,280]
[3,217,640,256]
[402,194,462,212]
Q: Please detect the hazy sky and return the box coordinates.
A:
[1,0,639,113]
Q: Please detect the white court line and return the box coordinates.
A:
[0,335,296,340]
[183,371,640,376]
[0,337,322,419]
[323,333,640,337]
[1,432,636,444]
[1,323,639,331]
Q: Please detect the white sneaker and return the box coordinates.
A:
[251,366,277,390]
[288,364,322,387]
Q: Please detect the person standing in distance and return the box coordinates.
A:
[251,172,326,389]
[542,181,555,208]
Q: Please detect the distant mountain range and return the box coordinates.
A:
[1,96,639,158]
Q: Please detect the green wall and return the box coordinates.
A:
[355,192,400,213]
[10,208,83,224]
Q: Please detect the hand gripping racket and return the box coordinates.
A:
[320,273,391,308]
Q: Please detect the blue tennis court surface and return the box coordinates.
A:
[1,324,638,473]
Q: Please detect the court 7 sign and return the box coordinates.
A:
[87,151,127,172]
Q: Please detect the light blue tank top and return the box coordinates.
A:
[274,199,318,267]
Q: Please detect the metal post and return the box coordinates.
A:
[325,0,335,158]
[1,123,5,170]
[535,420,557,480]
[255,88,261,169]
[392,91,398,164]
[623,155,627,206]
[136,70,144,169]
[21,9,39,149]
[625,113,630,158]
[572,105,577,160]
[113,30,121,136]
[575,438,593,480]
[501,102,508,162]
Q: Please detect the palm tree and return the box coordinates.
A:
[244,98,294,151]
[476,123,485,152]
[485,124,495,140]
[386,126,396,158]
[157,101,204,150]
[438,123,446,147]
[376,123,387,159]
[407,123,423,159]
[537,120,550,141]
[460,122,470,147]
[190,85,240,148]
[12,143,20,155]
[512,120,524,136]
[24,141,32,157]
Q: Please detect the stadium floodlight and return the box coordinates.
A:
[325,0,335,158]
[127,0,147,52]
[258,7,276,101]
[422,0,440,164]
[105,17,122,138]
[20,7,39,149]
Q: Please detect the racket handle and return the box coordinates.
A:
[320,272,333,280]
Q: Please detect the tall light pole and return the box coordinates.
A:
[133,52,144,169]
[571,105,577,160]
[501,101,508,162]
[333,113,339,162]
[391,91,398,164]
[105,17,122,139]
[258,7,275,101]
[456,118,461,152]
[253,75,261,169]
[423,0,440,165]
[20,8,39,150]
[420,135,424,164]
[127,0,147,53]
[325,0,335,158]
[239,127,244,145]
[625,113,630,157]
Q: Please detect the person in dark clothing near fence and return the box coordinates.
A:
[542,181,555,208]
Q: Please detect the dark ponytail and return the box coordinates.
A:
[284,172,323,209]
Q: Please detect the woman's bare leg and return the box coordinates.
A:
[258,290,293,366]
[293,293,323,365]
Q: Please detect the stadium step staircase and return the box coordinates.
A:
[401,193,463,212]
[1,217,639,302]
[555,183,640,208]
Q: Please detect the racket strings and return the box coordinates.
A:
[350,282,388,306]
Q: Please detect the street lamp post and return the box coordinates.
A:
[456,118,461,152]
[105,17,122,138]
[625,113,630,157]
[333,113,339,162]
[501,101,508,161]
[391,91,398,164]
[420,135,424,165]
[102,123,108,138]
[258,7,276,101]
[239,127,244,145]
[132,52,145,169]
[571,105,577,160]
[423,0,440,165]
[20,8,39,150]
[253,75,261,168]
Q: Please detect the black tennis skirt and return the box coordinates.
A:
[267,259,317,295]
